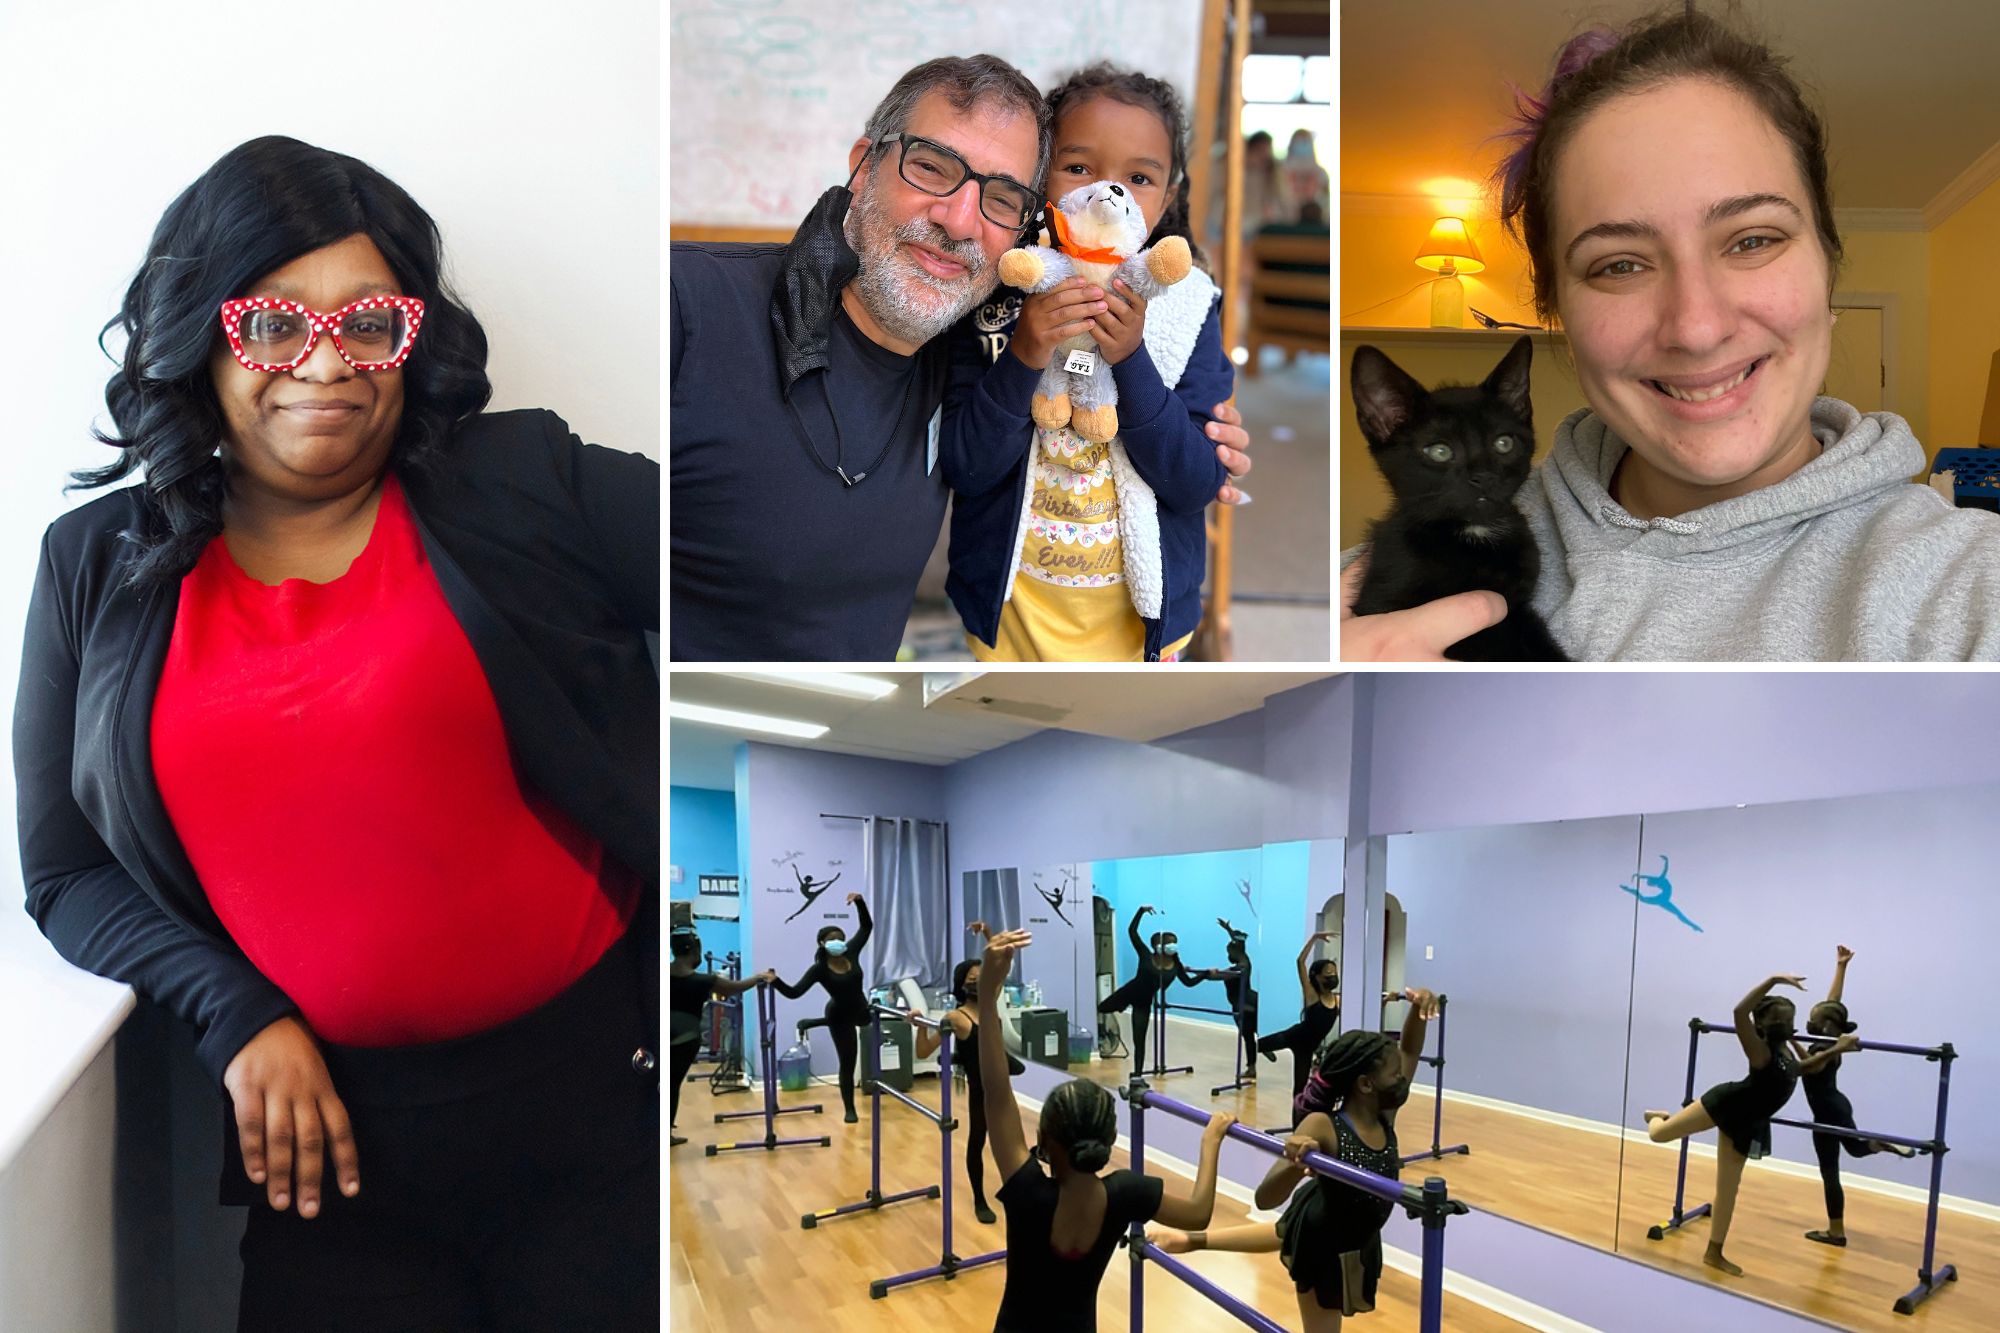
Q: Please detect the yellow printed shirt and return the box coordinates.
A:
[968,427,1191,663]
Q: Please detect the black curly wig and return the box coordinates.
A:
[79,135,493,592]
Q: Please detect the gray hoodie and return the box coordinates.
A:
[1520,398,2000,660]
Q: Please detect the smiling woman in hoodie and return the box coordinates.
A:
[1341,6,2000,662]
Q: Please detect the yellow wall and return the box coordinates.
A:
[1928,174,2000,450]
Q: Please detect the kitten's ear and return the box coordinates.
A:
[1351,346,1427,447]
[1484,335,1535,426]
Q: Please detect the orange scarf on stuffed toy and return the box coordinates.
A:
[1046,204,1127,266]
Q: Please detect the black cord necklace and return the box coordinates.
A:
[784,353,920,488]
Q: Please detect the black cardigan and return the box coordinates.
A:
[13,409,660,1087]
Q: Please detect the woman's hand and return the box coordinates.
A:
[222,1016,359,1217]
[1208,401,1253,505]
[1311,931,1334,942]
[1010,280,1105,370]
[1341,553,1506,662]
[1770,974,1808,991]
[968,920,991,938]
[1835,945,1854,966]
[1832,1033,1862,1054]
[1089,277,1148,366]
[845,892,862,907]
[982,929,1033,985]
[1403,987,1440,1020]
[757,968,779,984]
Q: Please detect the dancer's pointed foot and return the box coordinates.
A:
[974,1201,997,1225]
[1703,1244,1743,1276]
[671,1135,688,1147]
[843,1108,859,1124]
[1805,1229,1847,1247]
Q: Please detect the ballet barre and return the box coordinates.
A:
[1159,997,1255,1095]
[799,1006,1006,1300]
[1648,1017,1958,1315]
[707,982,830,1156]
[1388,993,1470,1166]
[1122,1081,1465,1333]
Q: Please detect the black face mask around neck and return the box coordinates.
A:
[771,183,862,400]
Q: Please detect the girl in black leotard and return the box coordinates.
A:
[1643,971,1849,1277]
[912,925,1027,1225]
[1258,933,1342,1113]
[775,893,873,1122]
[1190,918,1259,1072]
[1791,946,1917,1248]
[1096,905,1192,1074]
[976,928,1234,1333]
[667,928,773,1147]
[1147,988,1438,1333]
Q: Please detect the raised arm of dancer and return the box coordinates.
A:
[846,893,872,954]
[1794,1032,1860,1076]
[1734,973,1806,1068]
[979,929,1035,1179]
[1128,905,1153,964]
[1253,1111,1334,1209]
[1397,987,1439,1081]
[1153,1109,1237,1227]
[1825,946,1852,1005]
[1297,932,1331,1009]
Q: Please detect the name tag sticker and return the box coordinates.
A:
[927,405,942,476]
[1064,349,1097,376]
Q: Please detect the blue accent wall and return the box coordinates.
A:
[670,784,739,962]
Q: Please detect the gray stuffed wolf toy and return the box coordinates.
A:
[998,179,1192,444]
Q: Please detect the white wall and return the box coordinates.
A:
[0,0,660,886]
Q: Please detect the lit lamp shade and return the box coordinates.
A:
[1414,217,1485,274]
[1415,217,1484,327]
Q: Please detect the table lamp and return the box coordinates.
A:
[1416,217,1485,328]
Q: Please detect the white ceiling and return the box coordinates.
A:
[667,671,1337,790]
[1341,1,2000,213]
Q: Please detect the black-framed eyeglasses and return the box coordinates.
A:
[873,132,1039,231]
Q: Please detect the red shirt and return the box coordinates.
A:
[151,471,636,1046]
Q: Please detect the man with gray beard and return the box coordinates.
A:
[670,55,1251,661]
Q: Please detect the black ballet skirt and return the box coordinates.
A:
[1276,1111,1401,1315]
[1699,1039,1801,1160]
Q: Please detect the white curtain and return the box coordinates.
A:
[862,817,950,992]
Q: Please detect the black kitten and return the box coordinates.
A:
[1350,336,1566,661]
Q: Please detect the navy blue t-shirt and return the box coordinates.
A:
[669,242,947,661]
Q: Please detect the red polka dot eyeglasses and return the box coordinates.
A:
[217,295,426,372]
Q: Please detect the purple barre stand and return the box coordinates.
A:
[707,982,830,1156]
[1162,995,1256,1095]
[799,1007,1005,1299]
[1399,993,1471,1166]
[1122,1080,1463,1333]
[1647,1017,1958,1315]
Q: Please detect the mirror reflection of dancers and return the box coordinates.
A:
[912,921,1025,1225]
[774,892,871,1122]
[1792,946,1918,1248]
[1190,918,1259,1073]
[783,864,842,923]
[1258,932,1342,1115]
[1146,988,1440,1333]
[668,928,774,1147]
[1097,905,1192,1075]
[975,928,1237,1331]
[1642,972,1853,1276]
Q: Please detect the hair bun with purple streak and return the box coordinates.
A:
[1494,27,1622,222]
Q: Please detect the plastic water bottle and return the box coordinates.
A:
[1068,1020,1094,1066]
[779,1037,813,1092]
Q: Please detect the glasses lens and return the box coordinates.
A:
[981,180,1036,230]
[336,304,409,365]
[899,139,967,197]
[236,307,311,365]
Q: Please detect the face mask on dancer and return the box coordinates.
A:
[1373,1074,1412,1111]
[825,939,849,957]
